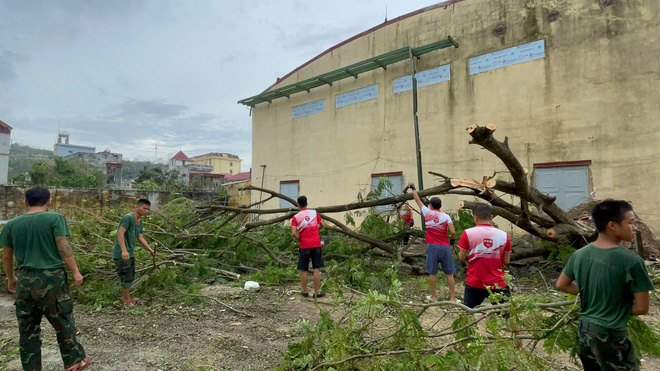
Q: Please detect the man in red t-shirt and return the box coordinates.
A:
[396,203,414,245]
[458,203,512,308]
[411,185,457,302]
[291,196,326,298]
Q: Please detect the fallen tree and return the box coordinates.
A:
[195,124,607,262]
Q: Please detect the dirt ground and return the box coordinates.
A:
[0,274,659,371]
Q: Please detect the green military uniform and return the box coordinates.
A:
[563,243,655,371]
[112,213,144,287]
[0,211,87,370]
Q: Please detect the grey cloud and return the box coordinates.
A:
[11,104,250,161]
[0,50,28,84]
[116,98,189,119]
[222,54,239,64]
[289,23,367,51]
[0,1,147,50]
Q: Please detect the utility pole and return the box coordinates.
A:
[409,47,425,228]
[155,143,158,162]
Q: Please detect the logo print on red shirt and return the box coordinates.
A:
[484,238,493,248]
[434,218,439,223]
[305,216,310,221]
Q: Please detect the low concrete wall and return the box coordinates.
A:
[0,186,221,220]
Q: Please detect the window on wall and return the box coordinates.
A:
[230,170,233,174]
[371,172,403,214]
[280,180,299,208]
[534,161,591,211]
[230,162,233,166]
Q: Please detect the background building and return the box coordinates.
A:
[68,149,123,187]
[0,120,13,185]
[190,152,242,175]
[53,132,95,157]
[168,150,221,187]
[242,0,660,234]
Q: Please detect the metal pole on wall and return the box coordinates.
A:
[408,47,425,228]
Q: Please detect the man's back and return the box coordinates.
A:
[563,243,653,329]
[422,207,452,245]
[1,211,67,270]
[458,224,510,289]
[292,209,321,249]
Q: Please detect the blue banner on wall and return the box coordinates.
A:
[469,40,545,75]
[393,65,450,94]
[292,99,325,119]
[336,84,378,108]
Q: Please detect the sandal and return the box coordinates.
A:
[65,356,92,371]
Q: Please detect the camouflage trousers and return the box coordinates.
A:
[15,268,86,371]
[578,319,638,371]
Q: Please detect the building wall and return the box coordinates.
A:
[0,133,9,185]
[250,0,660,233]
[55,143,96,157]
[191,154,242,175]
[226,180,252,208]
[0,186,220,221]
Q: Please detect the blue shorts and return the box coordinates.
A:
[425,244,455,275]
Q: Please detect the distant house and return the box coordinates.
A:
[68,149,124,187]
[53,132,95,157]
[190,152,242,175]
[169,150,190,168]
[168,150,220,187]
[0,120,13,185]
[224,171,250,183]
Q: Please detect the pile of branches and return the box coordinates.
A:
[279,282,660,370]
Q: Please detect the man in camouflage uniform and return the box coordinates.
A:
[1,187,91,371]
[556,200,654,370]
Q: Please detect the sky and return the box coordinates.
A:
[0,0,446,170]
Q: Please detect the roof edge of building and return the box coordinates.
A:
[268,0,467,91]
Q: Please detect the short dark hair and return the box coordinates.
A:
[137,198,151,207]
[430,197,442,210]
[591,200,633,232]
[472,203,492,220]
[297,196,308,208]
[25,187,50,207]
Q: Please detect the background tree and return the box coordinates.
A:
[27,157,104,188]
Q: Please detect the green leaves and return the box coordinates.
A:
[628,316,660,357]
[27,156,105,188]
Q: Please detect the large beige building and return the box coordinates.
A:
[241,0,660,233]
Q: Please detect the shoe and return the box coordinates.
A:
[312,292,326,298]
[301,292,309,297]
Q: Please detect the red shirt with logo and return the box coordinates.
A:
[421,206,452,245]
[458,224,512,289]
[291,208,322,249]
[399,204,413,225]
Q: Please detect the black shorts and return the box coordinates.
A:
[463,284,511,309]
[114,258,135,288]
[298,247,324,271]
